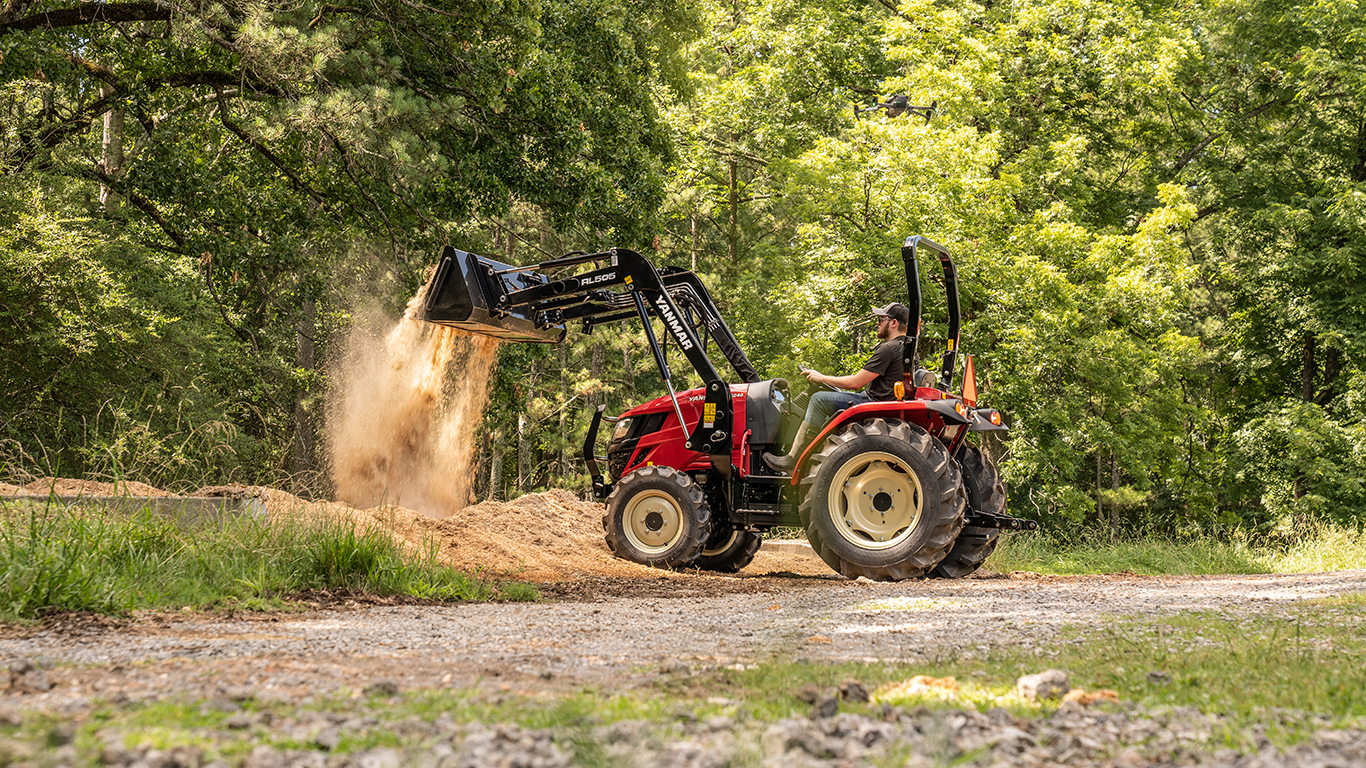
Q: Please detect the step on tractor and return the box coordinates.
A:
[420,235,1037,581]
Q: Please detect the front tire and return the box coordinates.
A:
[603,466,710,569]
[931,444,1007,579]
[693,523,761,573]
[799,418,966,581]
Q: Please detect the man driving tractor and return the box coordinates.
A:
[763,302,911,471]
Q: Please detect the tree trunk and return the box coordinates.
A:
[727,154,739,263]
[1110,456,1120,536]
[590,340,605,409]
[1302,331,1316,401]
[517,413,531,493]
[293,299,315,479]
[558,342,569,476]
[488,434,503,502]
[690,213,699,272]
[622,343,635,401]
[1096,451,1104,531]
[1318,346,1341,407]
[99,84,124,213]
[474,430,489,500]
[539,214,560,257]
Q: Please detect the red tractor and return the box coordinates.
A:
[421,235,1035,581]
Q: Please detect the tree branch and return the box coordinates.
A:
[320,128,399,247]
[0,1,170,36]
[1171,132,1220,177]
[75,166,187,249]
[9,91,122,171]
[215,87,327,209]
[868,0,914,23]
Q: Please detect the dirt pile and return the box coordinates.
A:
[393,490,693,581]
[326,284,499,518]
[253,486,823,581]
[2,476,825,582]
[4,478,172,498]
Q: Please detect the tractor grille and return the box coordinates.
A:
[607,450,631,480]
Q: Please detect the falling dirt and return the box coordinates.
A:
[326,283,500,518]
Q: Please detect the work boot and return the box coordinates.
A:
[763,449,797,472]
[762,421,810,473]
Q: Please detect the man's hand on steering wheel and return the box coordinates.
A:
[800,366,839,393]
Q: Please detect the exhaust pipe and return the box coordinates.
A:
[421,246,566,344]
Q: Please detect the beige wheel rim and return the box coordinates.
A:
[827,450,922,550]
[701,527,739,557]
[623,490,685,554]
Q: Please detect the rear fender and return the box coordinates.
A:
[789,399,970,485]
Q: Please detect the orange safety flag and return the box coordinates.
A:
[962,355,978,407]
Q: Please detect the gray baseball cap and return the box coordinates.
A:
[872,302,910,326]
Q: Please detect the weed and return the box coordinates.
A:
[0,500,536,620]
[986,522,1366,576]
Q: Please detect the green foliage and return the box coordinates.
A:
[987,521,1366,575]
[3,0,1366,535]
[0,501,531,620]
[1233,400,1366,526]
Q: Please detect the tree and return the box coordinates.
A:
[0,0,691,486]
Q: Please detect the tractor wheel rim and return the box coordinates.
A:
[701,527,739,557]
[623,490,685,555]
[827,450,922,551]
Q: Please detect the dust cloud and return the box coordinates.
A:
[328,285,500,518]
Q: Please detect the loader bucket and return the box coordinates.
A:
[421,246,567,344]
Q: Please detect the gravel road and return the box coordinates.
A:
[5,567,1366,767]
[5,567,1365,710]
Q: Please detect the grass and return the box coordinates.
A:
[7,598,1364,766]
[985,522,1366,576]
[0,500,536,620]
[24,597,1366,767]
[697,601,1366,736]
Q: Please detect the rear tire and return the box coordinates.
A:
[799,418,965,581]
[931,444,1006,579]
[603,466,710,569]
[694,523,761,573]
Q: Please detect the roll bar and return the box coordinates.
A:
[899,235,962,390]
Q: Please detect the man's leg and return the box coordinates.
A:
[764,390,868,471]
[805,390,868,427]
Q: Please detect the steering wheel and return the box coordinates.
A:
[799,367,839,396]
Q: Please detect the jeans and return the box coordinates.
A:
[804,390,870,429]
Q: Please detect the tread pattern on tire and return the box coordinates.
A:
[931,444,1007,579]
[693,524,762,573]
[798,418,965,581]
[602,465,710,569]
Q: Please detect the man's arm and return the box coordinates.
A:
[805,368,877,391]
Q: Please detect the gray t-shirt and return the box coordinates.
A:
[861,335,907,401]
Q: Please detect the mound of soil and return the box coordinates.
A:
[2,476,828,583]
[13,477,173,498]
[242,486,828,582]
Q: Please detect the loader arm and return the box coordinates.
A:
[420,245,744,476]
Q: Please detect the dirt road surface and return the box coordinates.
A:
[5,567,1365,710]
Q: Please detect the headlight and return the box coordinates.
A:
[611,417,633,442]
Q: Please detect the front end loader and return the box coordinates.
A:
[419,236,1035,580]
